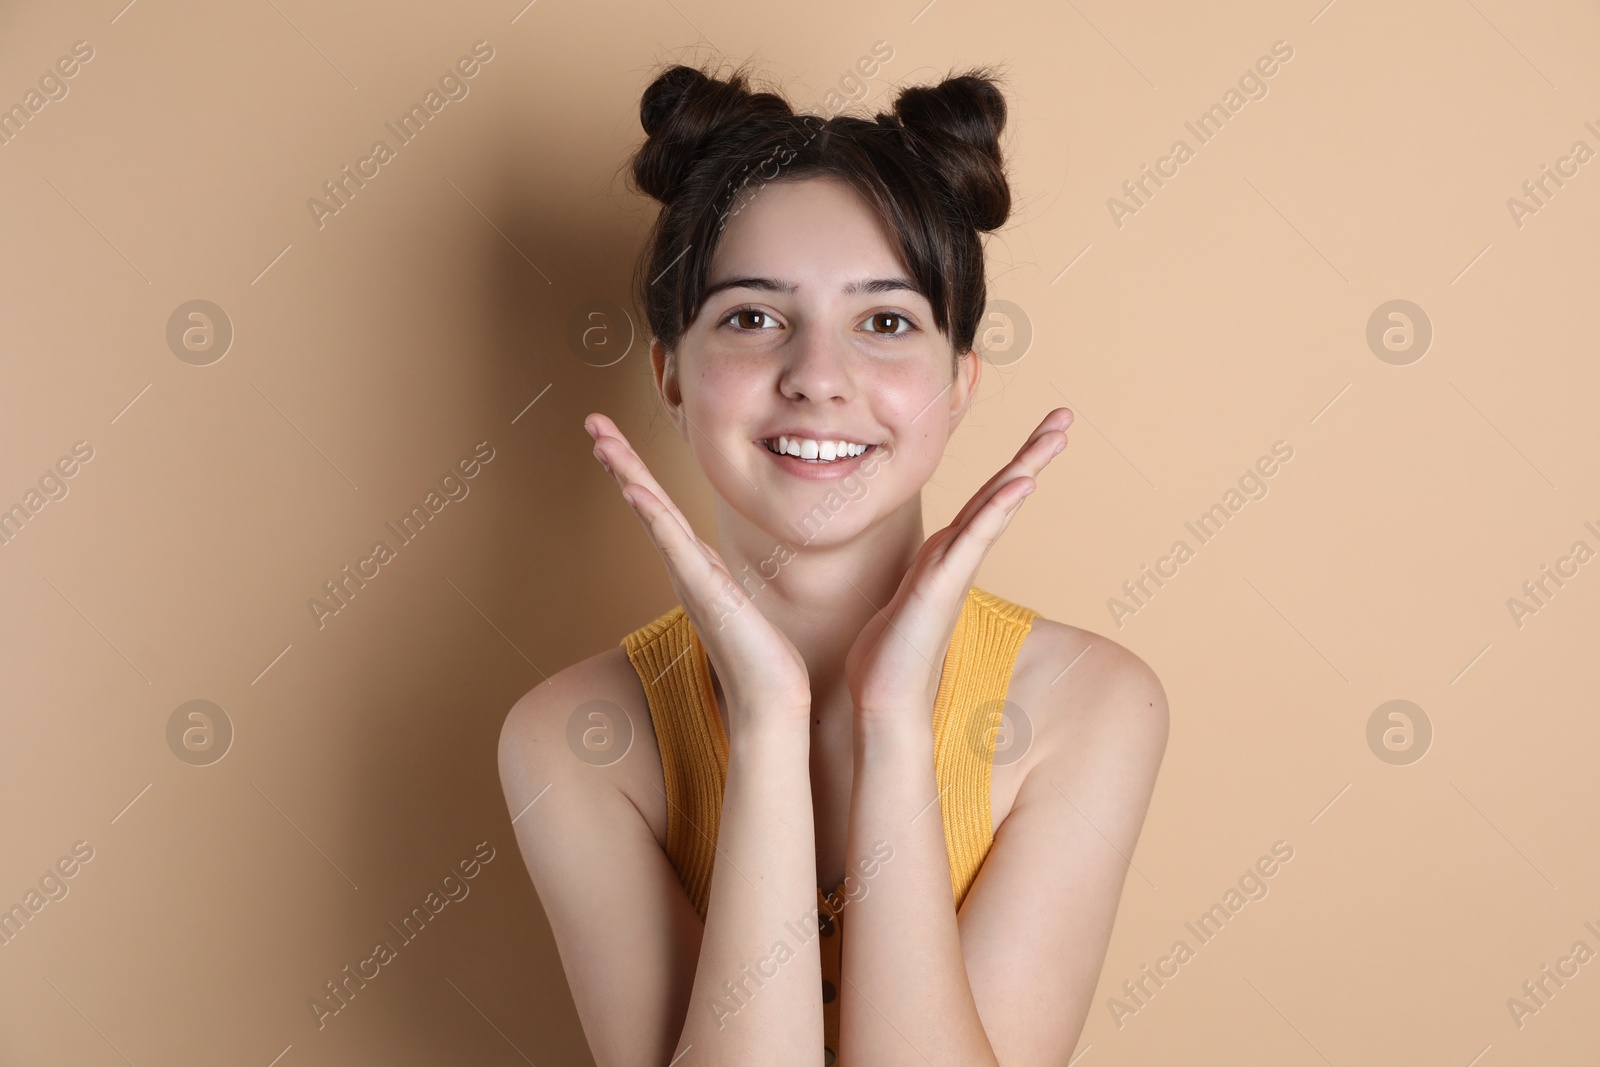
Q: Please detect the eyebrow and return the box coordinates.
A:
[701,276,923,302]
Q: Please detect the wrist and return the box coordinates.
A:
[853,713,934,760]
[727,711,812,753]
[852,699,932,729]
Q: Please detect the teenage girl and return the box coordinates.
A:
[499,60,1168,1067]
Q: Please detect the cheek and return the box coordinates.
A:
[870,364,957,445]
[678,361,764,477]
[682,360,761,447]
[873,434,943,501]
[876,370,960,490]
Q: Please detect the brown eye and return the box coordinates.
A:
[722,307,776,331]
[865,312,913,335]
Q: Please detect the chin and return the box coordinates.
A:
[766,475,924,549]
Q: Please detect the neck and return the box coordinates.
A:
[710,493,924,714]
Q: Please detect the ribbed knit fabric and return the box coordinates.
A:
[929,586,1041,909]
[620,605,729,916]
[621,584,1038,1064]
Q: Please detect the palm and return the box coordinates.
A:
[842,526,963,716]
[587,413,813,719]
[844,408,1072,721]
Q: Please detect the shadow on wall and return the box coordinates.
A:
[319,136,692,1059]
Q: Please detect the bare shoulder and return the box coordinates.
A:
[959,614,1169,1065]
[497,644,667,844]
[495,646,700,1067]
[497,646,631,778]
[1010,614,1170,770]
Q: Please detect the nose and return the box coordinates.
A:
[777,325,853,402]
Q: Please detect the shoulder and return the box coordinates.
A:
[498,644,666,839]
[494,643,705,1065]
[499,646,630,769]
[1011,613,1169,770]
[956,613,1169,1062]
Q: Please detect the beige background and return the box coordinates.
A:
[2,0,1597,1063]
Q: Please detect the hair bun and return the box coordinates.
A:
[890,70,1010,232]
[633,63,793,205]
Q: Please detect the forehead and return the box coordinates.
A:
[708,175,909,286]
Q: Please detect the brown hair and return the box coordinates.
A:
[626,59,1013,364]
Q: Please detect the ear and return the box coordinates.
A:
[947,347,983,429]
[649,338,688,439]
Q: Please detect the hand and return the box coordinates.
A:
[586,413,813,725]
[844,407,1073,722]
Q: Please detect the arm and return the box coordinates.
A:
[499,665,702,1067]
[840,713,996,1065]
[841,642,1169,1065]
[499,663,824,1067]
[678,710,822,1064]
[575,413,824,1063]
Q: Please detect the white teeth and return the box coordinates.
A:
[769,436,869,462]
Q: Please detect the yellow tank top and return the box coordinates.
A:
[621,585,1038,1064]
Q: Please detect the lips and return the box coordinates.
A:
[756,438,878,480]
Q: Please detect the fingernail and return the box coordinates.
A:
[1052,439,1065,456]
[593,447,611,472]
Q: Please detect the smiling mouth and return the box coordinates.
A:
[760,438,877,464]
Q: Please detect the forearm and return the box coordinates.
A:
[840,716,999,1066]
[675,714,822,1065]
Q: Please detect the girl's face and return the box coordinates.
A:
[651,175,981,548]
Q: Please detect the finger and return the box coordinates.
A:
[586,413,703,543]
[866,458,1034,660]
[584,414,709,577]
[900,470,1038,619]
[932,473,1037,588]
[962,408,1069,512]
[618,480,729,606]
[626,483,773,656]
[943,408,1070,538]
[995,407,1072,470]
[597,429,752,620]
[876,479,1031,661]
